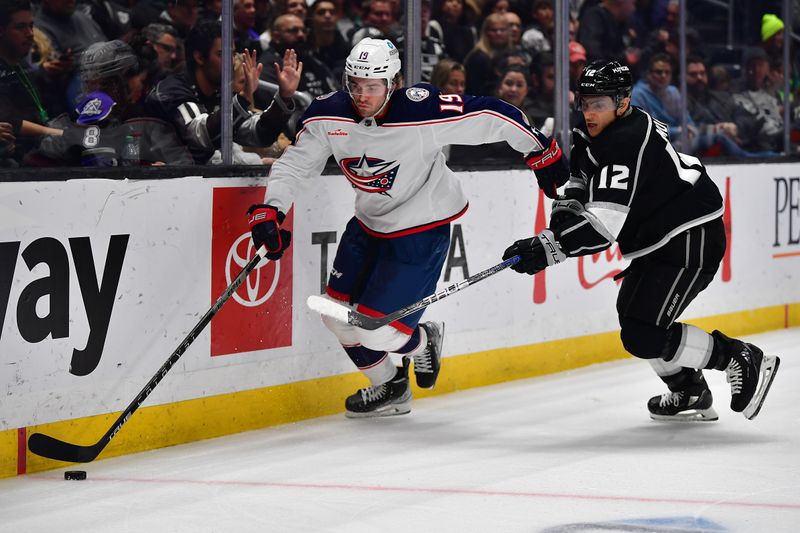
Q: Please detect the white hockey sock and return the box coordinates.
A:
[667,324,713,369]
[361,354,398,387]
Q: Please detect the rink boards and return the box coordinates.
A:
[1,162,799,476]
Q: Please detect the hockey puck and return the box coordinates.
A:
[64,470,87,480]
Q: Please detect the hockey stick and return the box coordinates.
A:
[306,255,521,330]
[28,246,270,463]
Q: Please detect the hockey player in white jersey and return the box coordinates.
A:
[248,37,569,417]
[502,60,780,422]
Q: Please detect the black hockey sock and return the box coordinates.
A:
[704,330,732,370]
[394,326,423,354]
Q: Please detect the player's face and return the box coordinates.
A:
[348,76,389,117]
[580,95,617,137]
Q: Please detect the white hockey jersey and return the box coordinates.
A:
[265,83,550,237]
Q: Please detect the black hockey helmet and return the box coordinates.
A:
[577,60,633,109]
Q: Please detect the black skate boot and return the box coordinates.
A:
[712,330,780,420]
[413,322,444,389]
[648,369,718,422]
[345,359,412,418]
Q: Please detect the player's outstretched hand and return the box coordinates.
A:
[502,229,566,275]
[247,204,292,260]
[525,137,569,199]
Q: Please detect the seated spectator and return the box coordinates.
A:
[34,40,193,166]
[308,0,350,81]
[393,0,446,82]
[259,14,338,99]
[526,52,555,131]
[83,0,132,41]
[449,64,533,163]
[430,58,466,95]
[431,0,476,63]
[349,0,397,46]
[686,55,776,158]
[234,0,262,54]
[631,53,685,142]
[577,0,639,69]
[147,19,301,164]
[464,13,514,95]
[34,0,111,112]
[210,53,286,165]
[708,63,731,92]
[0,0,66,162]
[141,23,181,75]
[732,47,783,153]
[139,0,198,40]
[521,0,554,55]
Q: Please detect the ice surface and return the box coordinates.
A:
[2,328,798,533]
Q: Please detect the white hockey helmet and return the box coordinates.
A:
[343,38,402,114]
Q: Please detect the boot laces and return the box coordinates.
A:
[726,359,743,394]
[659,391,684,407]
[360,383,388,404]
[413,348,433,373]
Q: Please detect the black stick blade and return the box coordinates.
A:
[28,432,102,463]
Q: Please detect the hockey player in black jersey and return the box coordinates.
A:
[502,60,780,422]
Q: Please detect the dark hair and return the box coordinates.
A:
[0,0,31,27]
[648,52,673,70]
[185,19,221,72]
[686,54,705,67]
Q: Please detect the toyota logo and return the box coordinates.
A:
[225,233,280,307]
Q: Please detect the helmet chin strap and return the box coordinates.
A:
[373,86,396,117]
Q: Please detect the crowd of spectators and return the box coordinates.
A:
[1,0,798,168]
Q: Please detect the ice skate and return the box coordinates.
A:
[648,388,718,422]
[714,331,780,420]
[413,322,444,389]
[345,359,411,418]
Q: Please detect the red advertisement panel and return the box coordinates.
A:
[210,187,293,356]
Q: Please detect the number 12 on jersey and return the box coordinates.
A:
[597,164,630,190]
[439,94,464,114]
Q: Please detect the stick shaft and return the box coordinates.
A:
[28,247,267,463]
[347,255,520,329]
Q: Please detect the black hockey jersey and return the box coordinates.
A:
[553,106,724,259]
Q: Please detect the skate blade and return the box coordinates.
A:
[743,355,780,420]
[650,407,719,422]
[345,400,411,419]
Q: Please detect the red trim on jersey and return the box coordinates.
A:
[325,286,351,303]
[355,304,414,335]
[357,203,469,238]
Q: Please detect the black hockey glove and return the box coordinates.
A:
[525,137,570,199]
[247,204,292,260]
[502,229,567,275]
[549,196,585,228]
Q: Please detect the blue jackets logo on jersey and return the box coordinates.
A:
[339,154,400,195]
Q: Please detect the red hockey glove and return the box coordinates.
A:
[247,204,292,260]
[502,229,566,275]
[525,137,570,199]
